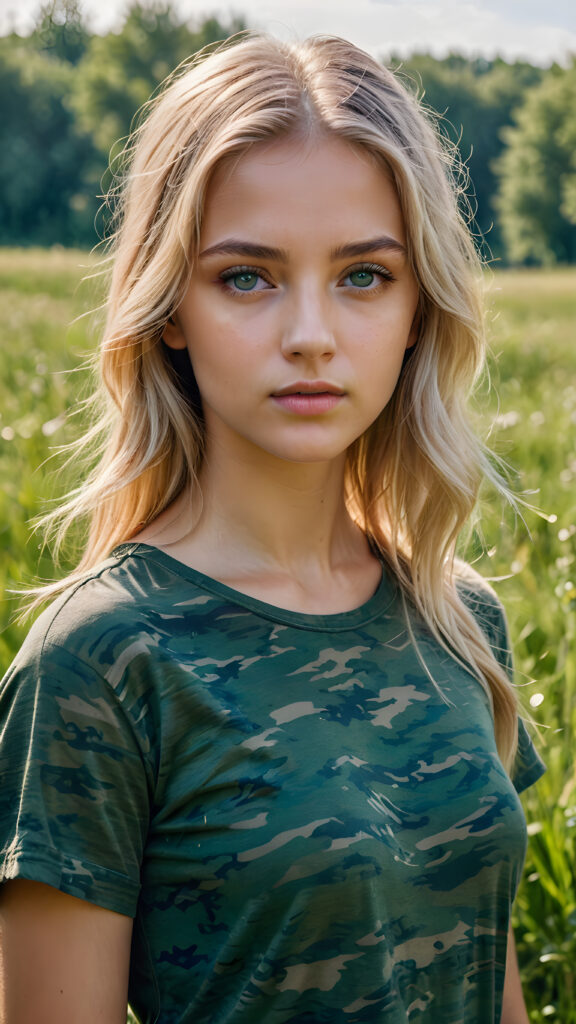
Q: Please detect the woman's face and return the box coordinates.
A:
[165,135,419,465]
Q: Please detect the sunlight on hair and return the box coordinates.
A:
[31,32,519,770]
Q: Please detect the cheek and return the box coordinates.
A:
[344,291,417,347]
[182,319,260,411]
[357,323,411,372]
[180,300,229,367]
[357,329,411,412]
[185,309,275,385]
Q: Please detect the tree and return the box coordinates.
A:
[0,37,99,246]
[72,3,245,157]
[495,60,576,264]
[31,0,89,65]
[0,1,246,247]
[390,53,544,260]
[391,55,544,259]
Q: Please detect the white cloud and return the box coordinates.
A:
[1,0,575,63]
[242,0,576,64]
[362,1,576,61]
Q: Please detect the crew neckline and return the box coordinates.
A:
[111,542,398,632]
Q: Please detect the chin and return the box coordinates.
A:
[263,442,352,465]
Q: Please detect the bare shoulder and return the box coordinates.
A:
[0,879,132,1024]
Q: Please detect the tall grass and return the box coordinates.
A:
[474,268,576,1021]
[0,251,575,1021]
[0,248,102,662]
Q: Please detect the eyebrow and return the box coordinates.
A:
[332,236,407,260]
[198,235,407,262]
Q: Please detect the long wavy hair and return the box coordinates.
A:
[37,33,518,768]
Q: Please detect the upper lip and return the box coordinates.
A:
[272,381,346,396]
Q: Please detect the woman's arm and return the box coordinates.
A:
[0,879,133,1024]
[501,924,530,1024]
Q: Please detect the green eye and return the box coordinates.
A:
[233,272,259,291]
[348,269,375,288]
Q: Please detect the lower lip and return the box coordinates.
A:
[272,393,344,414]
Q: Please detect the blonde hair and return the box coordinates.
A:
[39,33,518,767]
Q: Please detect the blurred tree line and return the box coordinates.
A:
[0,0,575,263]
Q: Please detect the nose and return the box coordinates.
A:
[280,286,336,361]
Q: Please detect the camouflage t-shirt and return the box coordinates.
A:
[0,543,544,1024]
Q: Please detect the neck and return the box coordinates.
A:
[202,443,362,574]
[134,428,385,613]
[145,433,370,582]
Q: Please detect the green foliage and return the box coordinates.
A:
[0,1,574,262]
[31,0,89,64]
[0,38,99,247]
[71,3,245,158]
[392,54,544,258]
[0,249,104,639]
[495,62,576,265]
[470,268,576,1019]
[0,253,575,1020]
[0,2,245,248]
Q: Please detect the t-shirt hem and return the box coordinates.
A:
[1,847,140,917]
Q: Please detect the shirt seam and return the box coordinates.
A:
[34,639,158,799]
[1,845,140,916]
[119,543,398,632]
[38,548,141,659]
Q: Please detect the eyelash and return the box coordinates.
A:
[218,265,273,294]
[217,261,396,295]
[343,262,396,288]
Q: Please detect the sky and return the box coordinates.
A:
[0,0,575,65]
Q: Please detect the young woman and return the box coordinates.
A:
[0,33,544,1024]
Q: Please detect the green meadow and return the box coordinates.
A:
[0,249,575,1021]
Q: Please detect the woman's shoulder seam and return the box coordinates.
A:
[38,550,139,659]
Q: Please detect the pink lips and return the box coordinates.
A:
[271,381,345,415]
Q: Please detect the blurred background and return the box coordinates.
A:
[0,2,575,1021]
[0,0,575,261]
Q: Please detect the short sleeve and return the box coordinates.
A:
[513,717,546,794]
[457,573,546,794]
[0,633,153,917]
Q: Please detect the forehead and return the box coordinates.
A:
[201,135,407,247]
